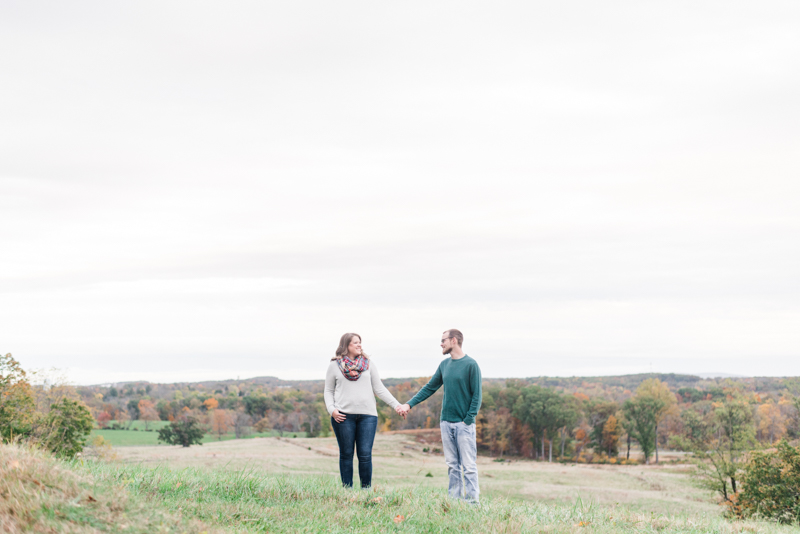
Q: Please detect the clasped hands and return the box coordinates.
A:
[395,403,410,419]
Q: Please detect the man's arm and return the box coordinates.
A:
[404,364,444,410]
[463,362,482,426]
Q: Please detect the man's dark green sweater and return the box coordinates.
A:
[408,355,482,426]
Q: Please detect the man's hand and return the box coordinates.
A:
[395,404,411,419]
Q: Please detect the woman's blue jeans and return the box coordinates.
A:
[331,413,378,488]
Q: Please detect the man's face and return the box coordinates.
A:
[441,334,454,355]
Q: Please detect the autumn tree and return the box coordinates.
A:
[127,398,140,420]
[635,378,677,463]
[203,398,219,411]
[573,423,591,458]
[622,395,664,464]
[757,401,787,444]
[266,410,286,436]
[586,400,618,454]
[790,394,800,438]
[513,385,568,461]
[601,414,622,456]
[138,399,159,430]
[253,417,271,433]
[96,411,112,429]
[618,411,634,460]
[553,398,579,460]
[210,409,234,440]
[233,409,253,439]
[694,397,756,506]
[481,407,513,457]
[117,409,131,429]
[0,353,37,441]
[669,405,712,451]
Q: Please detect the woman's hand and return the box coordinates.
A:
[332,409,346,423]
[395,404,410,419]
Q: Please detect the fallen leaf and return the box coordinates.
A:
[176,482,181,489]
[394,515,404,524]
[9,461,20,469]
[86,495,97,503]
[370,497,383,503]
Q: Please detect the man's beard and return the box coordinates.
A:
[443,347,452,355]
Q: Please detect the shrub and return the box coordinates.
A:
[84,435,117,460]
[37,398,94,458]
[738,440,800,523]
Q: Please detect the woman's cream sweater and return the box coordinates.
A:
[324,359,400,417]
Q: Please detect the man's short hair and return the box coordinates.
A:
[444,329,463,347]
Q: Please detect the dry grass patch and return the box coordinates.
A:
[0,443,214,534]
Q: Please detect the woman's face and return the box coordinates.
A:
[348,336,362,357]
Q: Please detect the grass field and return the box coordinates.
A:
[92,420,308,446]
[110,432,717,516]
[4,439,799,534]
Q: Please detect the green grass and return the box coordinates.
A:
[93,421,308,447]
[105,433,726,516]
[6,442,800,533]
[83,462,800,534]
[112,420,171,430]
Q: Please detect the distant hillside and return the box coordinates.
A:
[102,372,799,396]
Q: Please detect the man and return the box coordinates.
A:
[396,329,482,503]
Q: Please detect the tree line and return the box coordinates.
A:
[76,371,800,467]
[8,352,800,469]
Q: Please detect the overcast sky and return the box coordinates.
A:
[2,1,799,385]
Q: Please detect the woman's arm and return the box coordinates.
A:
[324,362,337,415]
[369,362,400,409]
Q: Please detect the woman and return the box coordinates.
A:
[324,332,400,489]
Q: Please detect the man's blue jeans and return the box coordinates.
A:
[331,413,378,488]
[440,420,480,503]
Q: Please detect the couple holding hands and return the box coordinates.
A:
[323,329,482,504]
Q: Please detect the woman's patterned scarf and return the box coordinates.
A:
[336,355,369,381]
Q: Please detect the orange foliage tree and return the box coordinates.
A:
[574,423,591,458]
[757,401,787,444]
[138,399,159,430]
[0,353,36,440]
[601,414,622,455]
[480,407,513,457]
[210,409,233,440]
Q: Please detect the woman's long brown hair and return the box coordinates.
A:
[333,333,369,361]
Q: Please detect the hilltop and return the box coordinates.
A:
[3,441,796,534]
